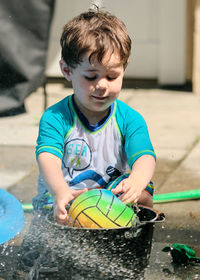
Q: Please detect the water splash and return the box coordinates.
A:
[7,211,153,279]
[0,239,20,278]
[1,211,199,280]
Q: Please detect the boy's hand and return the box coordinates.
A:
[54,188,88,225]
[111,178,142,205]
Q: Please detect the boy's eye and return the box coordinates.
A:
[84,76,97,81]
[107,76,117,81]
[84,75,118,81]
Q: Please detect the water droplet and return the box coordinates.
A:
[1,261,5,267]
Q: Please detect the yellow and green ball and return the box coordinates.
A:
[68,189,137,229]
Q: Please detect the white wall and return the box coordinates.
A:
[45,0,186,85]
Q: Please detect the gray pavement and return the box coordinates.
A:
[0,83,200,237]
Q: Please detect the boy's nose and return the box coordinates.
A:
[96,78,107,90]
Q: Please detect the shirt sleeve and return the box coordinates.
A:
[116,100,156,168]
[35,107,66,160]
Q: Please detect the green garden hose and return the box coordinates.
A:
[153,189,200,204]
[21,189,200,212]
[22,203,33,212]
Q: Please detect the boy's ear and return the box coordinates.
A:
[59,59,72,81]
[124,58,130,70]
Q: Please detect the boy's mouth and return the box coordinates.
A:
[92,95,107,101]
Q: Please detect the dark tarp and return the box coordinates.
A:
[0,0,55,116]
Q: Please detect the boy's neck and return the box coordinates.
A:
[85,110,110,125]
[72,95,111,125]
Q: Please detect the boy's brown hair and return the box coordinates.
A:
[60,9,131,69]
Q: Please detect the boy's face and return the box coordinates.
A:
[60,52,125,121]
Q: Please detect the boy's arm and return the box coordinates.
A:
[112,154,155,204]
[37,152,87,224]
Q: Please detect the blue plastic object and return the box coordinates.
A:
[0,188,25,245]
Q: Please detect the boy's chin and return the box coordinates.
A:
[92,102,112,111]
[92,107,110,114]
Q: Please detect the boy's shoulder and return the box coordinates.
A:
[39,95,74,129]
[42,95,72,119]
[115,99,144,120]
[46,95,71,113]
[114,99,149,142]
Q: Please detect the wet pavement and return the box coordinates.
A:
[0,82,200,279]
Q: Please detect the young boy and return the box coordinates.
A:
[33,8,156,225]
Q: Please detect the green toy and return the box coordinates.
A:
[163,243,200,265]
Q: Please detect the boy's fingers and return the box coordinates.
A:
[72,188,88,198]
[55,208,68,224]
[54,204,68,224]
[121,191,138,204]
[111,183,123,194]
[56,213,68,225]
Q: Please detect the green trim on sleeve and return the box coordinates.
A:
[128,150,156,167]
[114,116,123,142]
[64,96,76,138]
[36,146,63,158]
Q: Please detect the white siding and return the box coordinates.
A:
[45,0,186,85]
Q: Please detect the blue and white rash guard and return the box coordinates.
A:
[35,95,156,196]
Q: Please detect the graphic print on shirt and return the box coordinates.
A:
[62,138,122,188]
[62,138,92,177]
[62,138,107,187]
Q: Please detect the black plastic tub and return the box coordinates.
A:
[37,206,164,280]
